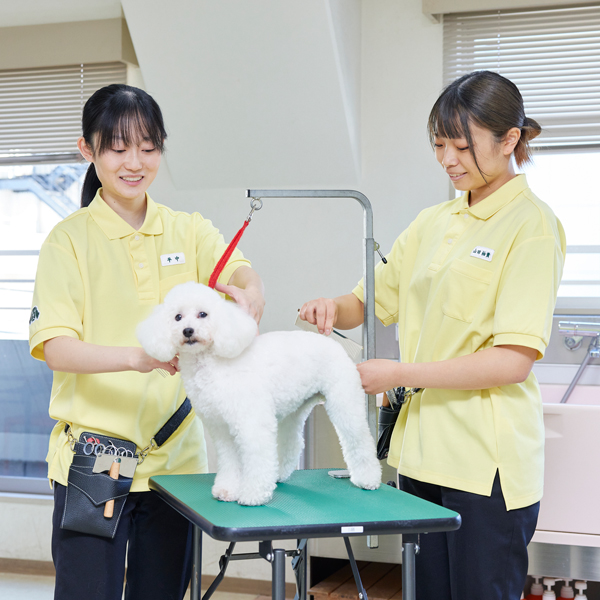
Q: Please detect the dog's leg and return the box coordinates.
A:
[277,395,323,482]
[322,377,382,490]
[210,423,243,502]
[233,412,279,506]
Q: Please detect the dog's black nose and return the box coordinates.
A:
[183,328,194,338]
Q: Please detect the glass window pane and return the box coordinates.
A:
[524,152,600,248]
[522,151,600,299]
[0,164,84,488]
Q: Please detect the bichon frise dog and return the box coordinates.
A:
[137,282,381,506]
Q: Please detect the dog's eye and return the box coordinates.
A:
[175,314,182,322]
[198,312,207,318]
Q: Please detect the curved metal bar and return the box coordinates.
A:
[246,189,377,439]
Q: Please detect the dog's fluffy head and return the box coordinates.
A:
[136,282,258,361]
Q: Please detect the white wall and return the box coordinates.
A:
[128,0,447,337]
[0,0,446,582]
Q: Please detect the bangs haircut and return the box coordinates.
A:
[427,79,483,177]
[80,84,168,207]
[83,84,167,156]
[427,71,542,180]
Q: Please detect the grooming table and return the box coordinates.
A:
[149,468,461,600]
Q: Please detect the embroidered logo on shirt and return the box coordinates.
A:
[470,246,494,262]
[29,306,40,325]
[160,253,186,266]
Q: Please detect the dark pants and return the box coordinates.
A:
[398,471,539,600]
[52,483,192,600]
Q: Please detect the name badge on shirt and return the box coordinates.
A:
[470,246,494,262]
[161,253,186,266]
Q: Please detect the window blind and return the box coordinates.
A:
[0,62,127,164]
[443,5,600,148]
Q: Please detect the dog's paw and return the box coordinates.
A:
[212,485,239,502]
[351,477,381,491]
[237,490,274,506]
[350,465,382,491]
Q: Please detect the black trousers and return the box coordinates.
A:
[52,483,192,600]
[398,471,539,600]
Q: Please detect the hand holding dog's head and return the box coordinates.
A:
[136,282,258,361]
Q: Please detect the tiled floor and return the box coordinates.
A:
[0,572,266,600]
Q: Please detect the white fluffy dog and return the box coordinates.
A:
[137,282,381,506]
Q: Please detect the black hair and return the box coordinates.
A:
[80,84,167,207]
[427,70,541,176]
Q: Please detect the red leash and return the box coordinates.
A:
[208,199,262,289]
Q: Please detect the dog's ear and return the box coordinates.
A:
[136,304,177,362]
[212,300,258,359]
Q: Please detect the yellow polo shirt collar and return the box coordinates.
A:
[450,174,529,220]
[88,189,163,240]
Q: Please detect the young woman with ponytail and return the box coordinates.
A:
[29,84,265,600]
[300,71,566,600]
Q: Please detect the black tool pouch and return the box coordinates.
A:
[376,387,422,461]
[61,431,137,539]
[60,398,193,538]
[376,404,401,461]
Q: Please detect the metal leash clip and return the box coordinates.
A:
[66,426,77,452]
[137,438,157,464]
[247,197,263,222]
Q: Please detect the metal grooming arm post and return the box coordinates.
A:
[246,189,379,549]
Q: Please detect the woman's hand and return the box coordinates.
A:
[299,297,338,335]
[357,359,402,395]
[129,348,180,376]
[299,294,364,335]
[215,282,264,324]
[221,267,265,324]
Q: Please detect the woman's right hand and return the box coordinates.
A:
[299,298,338,335]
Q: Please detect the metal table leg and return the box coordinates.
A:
[191,526,203,600]
[402,534,419,600]
[292,539,308,600]
[272,548,287,600]
[343,537,368,600]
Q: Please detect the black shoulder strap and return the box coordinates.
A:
[154,397,193,447]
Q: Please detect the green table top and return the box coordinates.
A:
[150,469,461,542]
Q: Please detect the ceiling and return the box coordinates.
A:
[0,0,122,27]
[121,0,362,189]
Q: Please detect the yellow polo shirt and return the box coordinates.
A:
[354,175,565,509]
[29,190,251,491]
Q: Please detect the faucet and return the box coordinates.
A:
[557,321,600,404]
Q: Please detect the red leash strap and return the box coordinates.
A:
[208,219,250,289]
[207,198,262,289]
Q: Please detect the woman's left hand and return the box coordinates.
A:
[357,359,402,395]
[215,282,265,324]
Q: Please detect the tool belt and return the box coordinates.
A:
[376,388,421,461]
[60,397,192,538]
